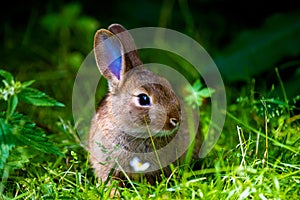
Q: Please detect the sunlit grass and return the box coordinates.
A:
[2,80,299,199]
[1,3,299,199]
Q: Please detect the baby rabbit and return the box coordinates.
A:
[88,24,201,184]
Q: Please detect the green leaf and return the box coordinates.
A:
[20,80,35,88]
[10,113,64,157]
[6,95,18,120]
[193,79,202,91]
[216,12,300,82]
[4,146,33,170]
[41,3,82,33]
[199,88,215,98]
[17,129,64,156]
[18,87,64,107]
[0,70,14,84]
[0,118,15,170]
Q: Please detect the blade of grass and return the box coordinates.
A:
[261,99,269,168]
[275,68,289,114]
[115,159,142,199]
[226,111,297,154]
[237,126,246,167]
[144,116,164,175]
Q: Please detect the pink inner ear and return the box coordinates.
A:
[103,37,123,80]
[108,56,122,80]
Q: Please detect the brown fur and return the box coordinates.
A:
[88,24,202,184]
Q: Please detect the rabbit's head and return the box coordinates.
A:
[94,24,181,138]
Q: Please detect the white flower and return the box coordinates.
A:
[129,157,150,172]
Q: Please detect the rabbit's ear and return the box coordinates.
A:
[94,29,125,90]
[108,24,143,69]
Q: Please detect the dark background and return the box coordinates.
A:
[1,0,300,125]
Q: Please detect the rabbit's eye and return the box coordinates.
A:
[137,93,151,106]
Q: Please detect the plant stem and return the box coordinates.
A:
[115,159,142,199]
[237,126,246,167]
[275,68,289,109]
[226,111,297,154]
[261,99,269,168]
[144,116,164,175]
[5,96,11,122]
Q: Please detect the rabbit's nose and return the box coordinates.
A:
[170,118,179,127]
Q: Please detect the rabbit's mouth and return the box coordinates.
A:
[151,125,179,137]
[145,114,181,137]
[121,127,178,153]
[122,124,179,139]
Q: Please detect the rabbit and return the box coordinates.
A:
[88,24,202,185]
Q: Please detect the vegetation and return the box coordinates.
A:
[1,1,299,199]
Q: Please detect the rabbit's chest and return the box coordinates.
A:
[117,133,176,153]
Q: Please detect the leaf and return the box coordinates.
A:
[193,79,202,91]
[20,80,35,88]
[17,129,64,156]
[199,88,215,98]
[0,70,14,84]
[4,146,33,170]
[215,12,300,82]
[10,113,64,157]
[41,13,63,33]
[6,95,18,120]
[18,87,64,107]
[0,117,15,170]
[41,3,82,33]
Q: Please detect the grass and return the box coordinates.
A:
[1,3,299,199]
[1,76,299,199]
